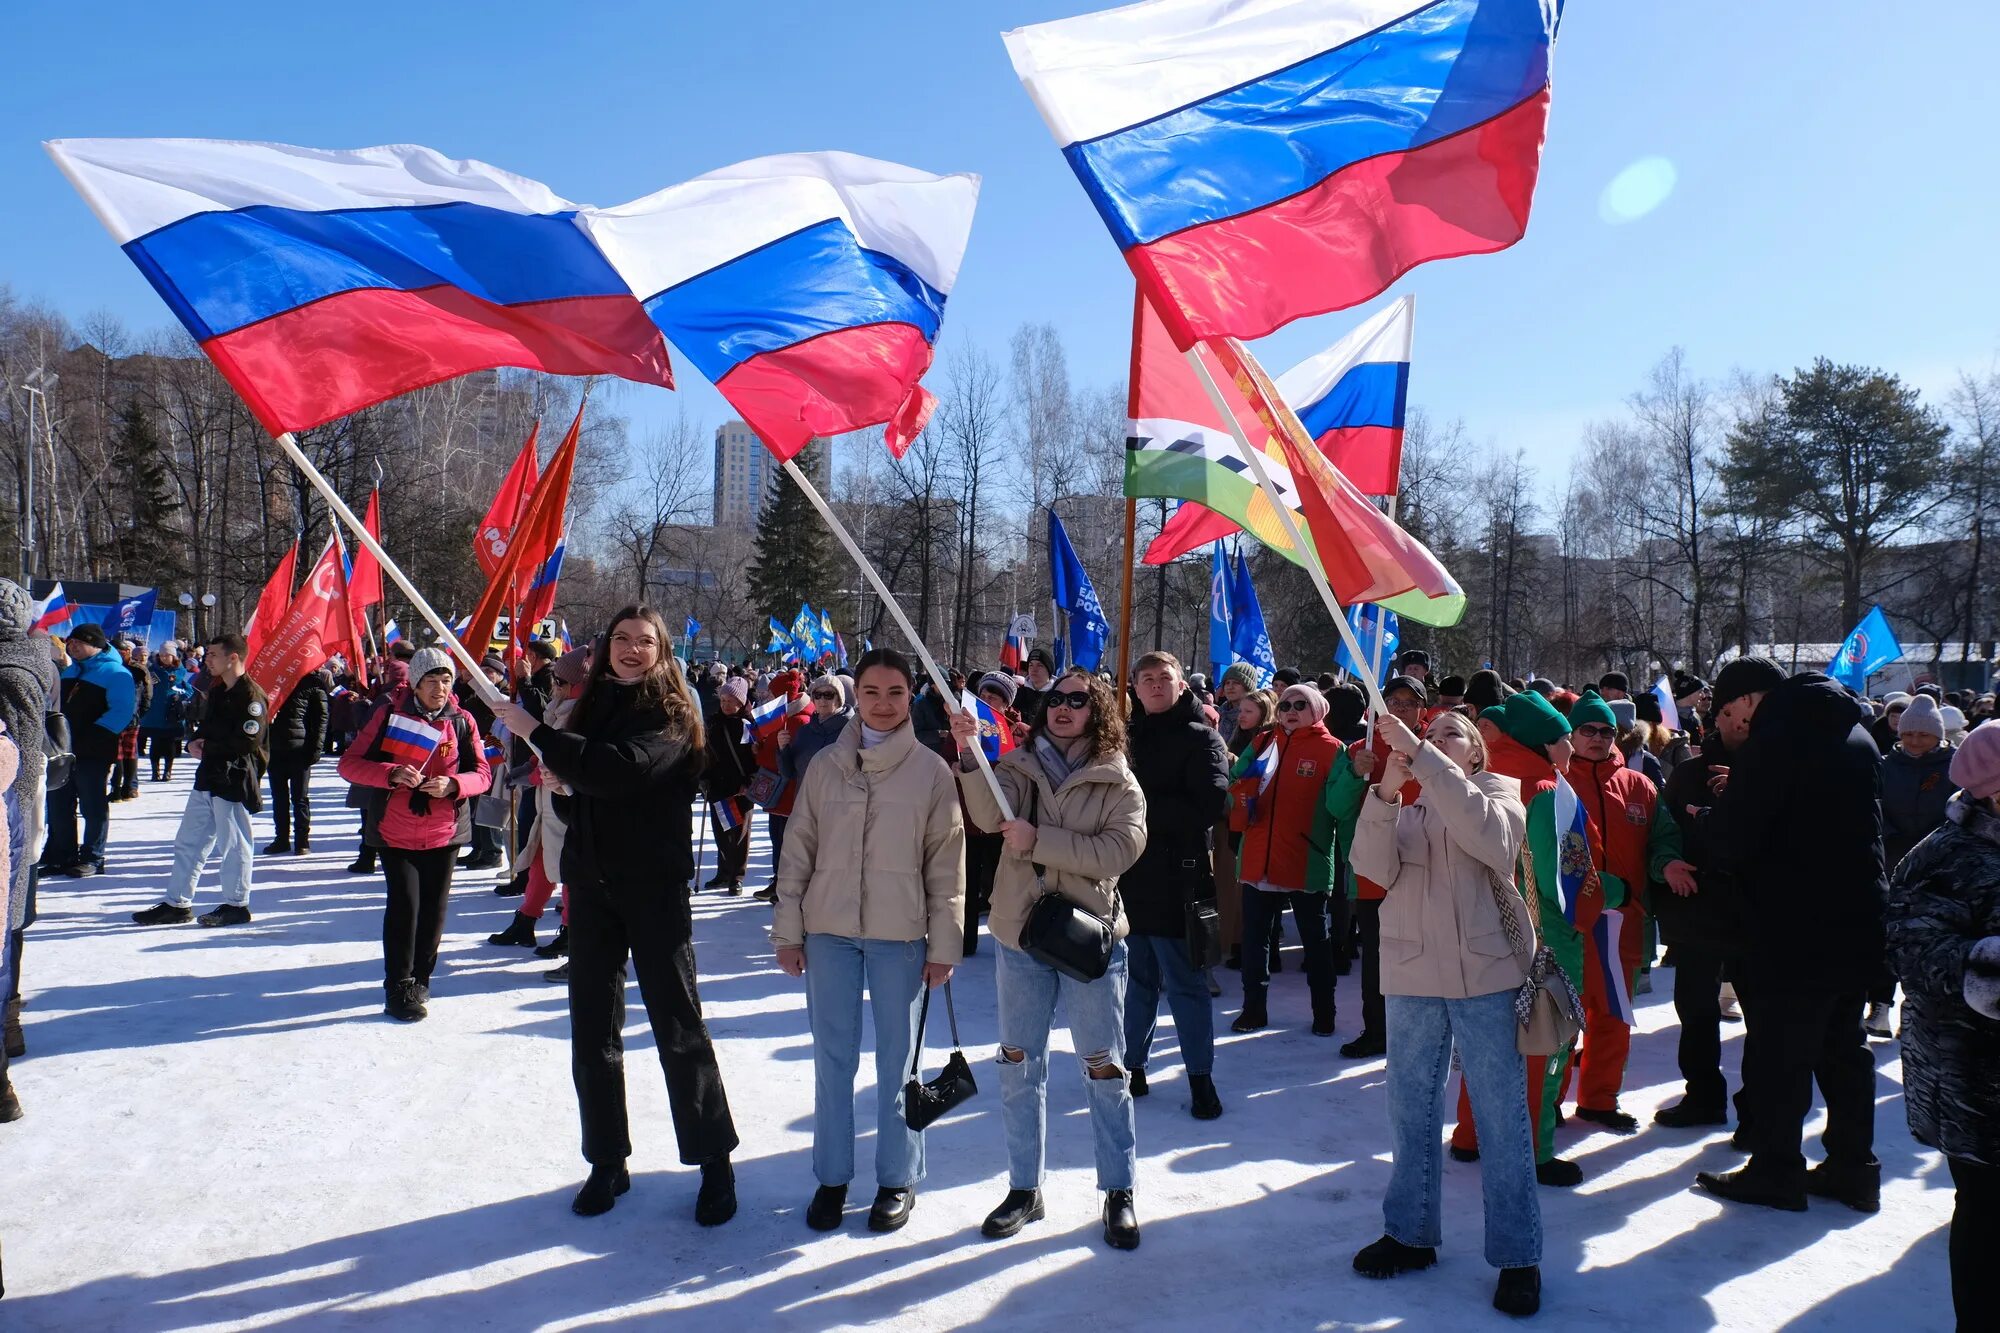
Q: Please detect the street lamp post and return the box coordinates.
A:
[14,367,56,585]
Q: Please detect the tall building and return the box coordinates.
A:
[711,421,832,529]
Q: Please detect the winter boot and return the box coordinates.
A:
[571,1163,630,1216]
[4,997,24,1060]
[696,1158,737,1226]
[534,926,570,959]
[982,1189,1044,1238]
[1863,1002,1893,1039]
[868,1187,915,1233]
[347,851,377,875]
[1493,1266,1542,1316]
[1653,1096,1728,1129]
[806,1183,847,1231]
[385,979,427,1023]
[1189,1074,1223,1121]
[1805,1157,1882,1214]
[495,870,527,898]
[1353,1235,1437,1278]
[0,1076,20,1123]
[1693,1165,1806,1211]
[487,911,538,948]
[1574,1105,1640,1134]
[1102,1190,1140,1250]
[1231,1001,1268,1033]
[1535,1158,1584,1188]
[263,840,292,855]
[1128,1067,1149,1097]
[1340,1030,1387,1059]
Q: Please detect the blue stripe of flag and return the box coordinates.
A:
[1065,0,1552,249]
[1294,361,1409,437]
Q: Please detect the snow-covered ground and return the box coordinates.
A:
[0,764,1957,1330]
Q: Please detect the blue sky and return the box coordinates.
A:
[4,1,1997,485]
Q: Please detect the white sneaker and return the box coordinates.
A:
[1718,983,1741,1023]
[1864,1002,1894,1040]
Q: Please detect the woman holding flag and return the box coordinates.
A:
[700,676,757,894]
[338,647,493,1023]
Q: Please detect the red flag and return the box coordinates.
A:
[330,527,370,691]
[245,540,298,661]
[247,539,352,711]
[474,424,540,578]
[464,406,579,657]
[348,489,384,612]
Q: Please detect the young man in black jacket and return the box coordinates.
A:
[265,668,329,854]
[1118,652,1231,1120]
[1692,662,1886,1214]
[133,634,269,927]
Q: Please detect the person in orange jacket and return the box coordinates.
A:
[1558,690,1694,1131]
[752,669,814,902]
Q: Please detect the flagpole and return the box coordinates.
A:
[1115,497,1137,716]
[1180,348,1389,716]
[273,432,504,707]
[779,457,1015,820]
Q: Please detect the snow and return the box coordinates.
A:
[0,764,1957,1330]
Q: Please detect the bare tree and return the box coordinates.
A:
[601,410,708,603]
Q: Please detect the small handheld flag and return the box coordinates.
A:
[1651,676,1680,733]
[381,713,446,766]
[383,619,402,645]
[748,694,789,743]
[716,794,750,833]
[1244,737,1280,823]
[30,582,68,635]
[1591,911,1637,1026]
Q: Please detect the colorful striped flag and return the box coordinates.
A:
[1244,737,1281,823]
[1591,910,1636,1026]
[715,794,750,832]
[381,713,446,766]
[962,691,1017,762]
[1550,773,1591,926]
[747,693,788,743]
[382,618,402,644]
[30,582,68,634]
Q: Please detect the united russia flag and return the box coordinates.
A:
[1006,0,1559,346]
[381,713,446,766]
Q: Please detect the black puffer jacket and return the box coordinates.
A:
[1887,796,2000,1166]
[701,697,756,801]
[534,678,703,896]
[1881,742,1957,872]
[1700,672,1886,989]
[1653,737,1749,956]
[268,671,330,771]
[1118,688,1230,937]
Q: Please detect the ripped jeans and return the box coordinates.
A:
[995,940,1137,1192]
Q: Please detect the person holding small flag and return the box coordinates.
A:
[699,676,757,894]
[131,634,268,928]
[338,647,493,1021]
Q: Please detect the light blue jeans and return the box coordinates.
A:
[996,940,1137,1192]
[1383,989,1542,1269]
[164,791,254,909]
[805,933,928,1190]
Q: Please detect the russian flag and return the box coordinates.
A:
[1005,0,1559,346]
[578,153,979,460]
[747,693,789,743]
[380,712,446,766]
[1651,675,1681,733]
[1273,296,1413,498]
[45,139,675,434]
[1244,737,1281,823]
[382,618,402,645]
[715,794,750,833]
[30,582,68,634]
[962,691,1017,762]
[1590,910,1636,1026]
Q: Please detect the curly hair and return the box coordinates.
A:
[1029,668,1127,761]
[574,605,705,753]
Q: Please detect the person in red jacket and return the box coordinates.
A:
[1231,683,1343,1035]
[752,669,814,902]
[339,648,493,1022]
[1558,690,1694,1131]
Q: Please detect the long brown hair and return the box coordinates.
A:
[1029,669,1127,761]
[574,605,704,751]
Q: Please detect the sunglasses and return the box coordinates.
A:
[810,690,840,702]
[1276,699,1312,713]
[1574,724,1616,740]
[1045,690,1093,711]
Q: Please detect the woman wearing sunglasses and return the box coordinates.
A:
[950,670,1147,1250]
[1228,683,1344,1036]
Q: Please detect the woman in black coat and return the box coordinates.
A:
[500,605,739,1227]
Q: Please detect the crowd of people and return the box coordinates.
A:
[3,591,1999,1322]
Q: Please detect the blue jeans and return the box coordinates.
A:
[164,791,255,908]
[1124,934,1214,1077]
[995,941,1137,1192]
[1383,989,1541,1269]
[805,933,928,1190]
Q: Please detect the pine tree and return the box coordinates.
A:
[109,400,186,584]
[746,438,838,623]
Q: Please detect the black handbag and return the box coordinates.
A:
[1017,785,1117,982]
[903,980,977,1131]
[1183,852,1224,969]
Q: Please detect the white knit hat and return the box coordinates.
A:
[1897,694,1943,738]
[408,646,456,684]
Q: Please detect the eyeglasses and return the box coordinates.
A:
[1574,724,1616,740]
[1045,690,1092,711]
[1276,699,1312,713]
[810,690,840,702]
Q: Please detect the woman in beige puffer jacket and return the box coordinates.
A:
[951,669,1149,1253]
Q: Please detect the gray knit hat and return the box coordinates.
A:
[1219,661,1261,694]
[408,646,455,683]
[977,671,1019,707]
[0,579,31,641]
[1898,694,1944,739]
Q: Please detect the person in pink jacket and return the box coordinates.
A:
[338,647,492,1022]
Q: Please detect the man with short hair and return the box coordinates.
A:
[1597,672,1631,702]
[1693,660,1884,1213]
[43,624,136,877]
[1017,649,1056,730]
[1120,652,1230,1120]
[1434,675,1467,711]
[133,634,269,927]
[1395,650,1431,691]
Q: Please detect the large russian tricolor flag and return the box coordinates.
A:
[578,153,979,460]
[1273,295,1413,497]
[1005,0,1559,346]
[46,139,676,435]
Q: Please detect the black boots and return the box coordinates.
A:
[981,1189,1044,1238]
[1231,1002,1268,1033]
[1535,1158,1584,1188]
[1129,1067,1149,1097]
[348,852,377,875]
[572,1163,631,1216]
[1494,1265,1541,1316]
[1189,1074,1223,1121]
[1353,1235,1437,1278]
[1573,1106,1640,1135]
[1311,1008,1338,1037]
[1654,1096,1728,1129]
[1693,1165,1806,1211]
[487,911,538,948]
[2,996,20,1060]
[696,1158,737,1226]
[263,840,291,855]
[132,903,194,926]
[1340,1030,1386,1059]
[495,870,527,898]
[868,1187,915,1232]
[0,1076,20,1123]
[534,926,569,960]
[385,979,427,1023]
[1804,1158,1881,1213]
[806,1183,847,1231]
[1102,1189,1140,1250]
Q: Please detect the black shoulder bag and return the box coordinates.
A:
[1183,842,1224,968]
[903,981,977,1130]
[1018,783,1117,982]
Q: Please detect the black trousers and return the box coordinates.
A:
[568,876,738,1167]
[1672,944,1730,1106]
[709,804,749,882]
[1353,897,1384,1037]
[269,765,312,844]
[1735,977,1875,1181]
[1241,886,1334,1020]
[381,847,457,987]
[1950,1157,2000,1330]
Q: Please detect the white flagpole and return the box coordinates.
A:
[1181,349,1389,716]
[780,457,1015,821]
[273,432,504,708]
